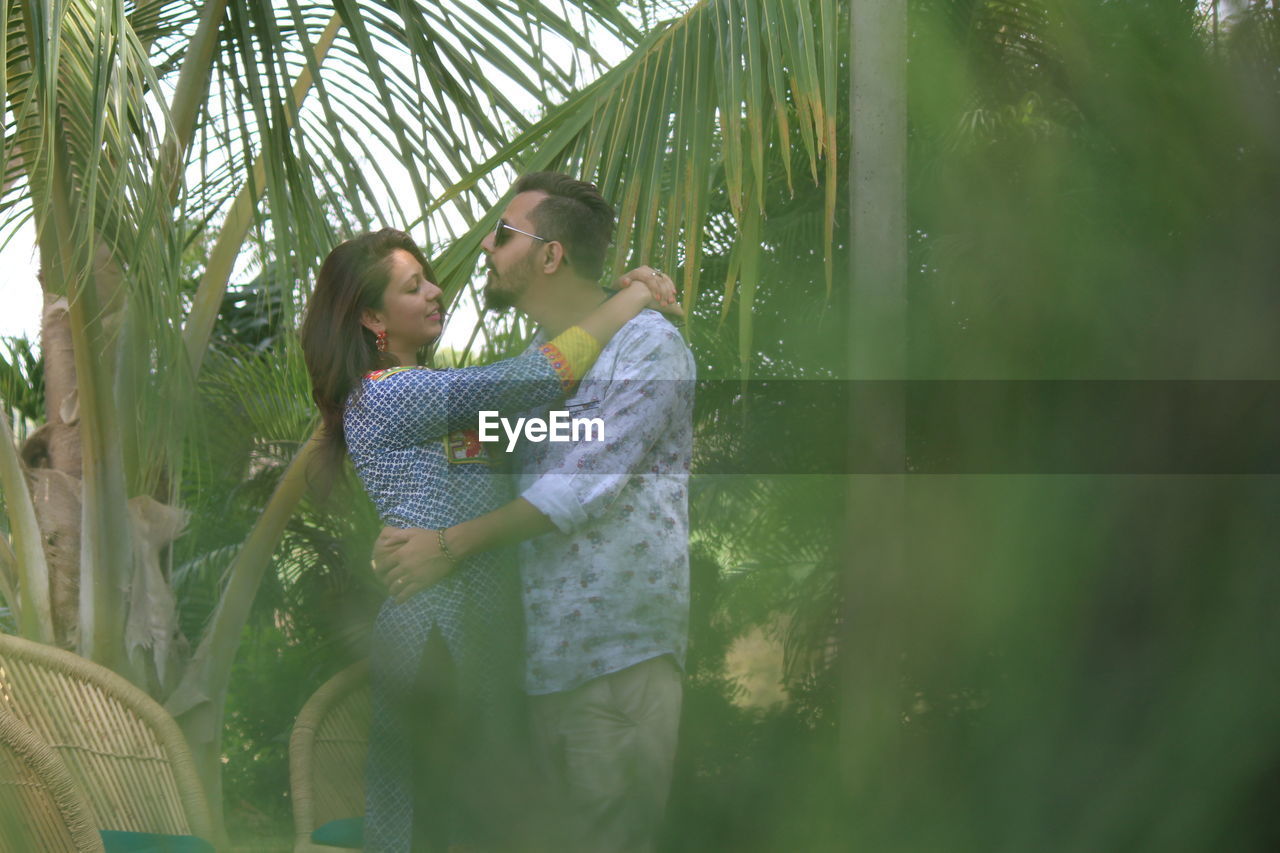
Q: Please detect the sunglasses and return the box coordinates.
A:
[493,218,550,248]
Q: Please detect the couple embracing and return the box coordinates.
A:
[300,172,696,853]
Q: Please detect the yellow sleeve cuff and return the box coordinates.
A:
[538,325,603,391]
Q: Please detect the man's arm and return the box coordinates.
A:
[374,498,556,603]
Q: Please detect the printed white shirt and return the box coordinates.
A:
[515,310,696,694]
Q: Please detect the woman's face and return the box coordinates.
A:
[366,248,444,355]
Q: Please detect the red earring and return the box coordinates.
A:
[375,329,388,352]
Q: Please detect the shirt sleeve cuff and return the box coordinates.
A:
[521,475,588,534]
[538,325,602,391]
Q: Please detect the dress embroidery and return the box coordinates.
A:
[365,364,419,381]
[537,341,575,391]
[443,428,487,463]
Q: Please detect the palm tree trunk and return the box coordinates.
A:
[37,138,136,676]
[844,0,908,806]
[28,292,83,647]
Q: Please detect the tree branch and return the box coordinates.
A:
[182,14,343,378]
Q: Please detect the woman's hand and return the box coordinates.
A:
[373,526,454,604]
[617,266,684,319]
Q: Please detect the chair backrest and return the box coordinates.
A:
[0,633,215,842]
[289,661,370,848]
[0,708,106,852]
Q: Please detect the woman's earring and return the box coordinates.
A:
[376,329,388,352]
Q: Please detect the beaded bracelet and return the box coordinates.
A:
[437,528,459,568]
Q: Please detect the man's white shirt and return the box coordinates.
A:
[515,310,696,695]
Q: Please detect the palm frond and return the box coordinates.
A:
[0,336,43,439]
[427,0,842,381]
[0,404,52,641]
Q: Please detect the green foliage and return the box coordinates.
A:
[176,339,383,840]
[828,4,1280,851]
[909,0,1279,378]
[0,337,44,441]
[220,623,312,841]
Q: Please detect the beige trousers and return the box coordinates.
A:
[528,655,683,853]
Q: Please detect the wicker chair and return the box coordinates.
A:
[288,661,370,852]
[0,633,218,847]
[0,708,106,852]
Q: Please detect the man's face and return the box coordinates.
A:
[481,190,549,312]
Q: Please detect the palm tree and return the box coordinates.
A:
[0,0,640,820]
[0,0,850,827]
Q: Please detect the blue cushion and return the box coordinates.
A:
[99,830,215,853]
[311,816,364,848]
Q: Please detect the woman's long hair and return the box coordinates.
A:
[300,229,436,470]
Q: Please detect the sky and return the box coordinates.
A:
[0,225,41,340]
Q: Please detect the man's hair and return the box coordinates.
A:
[514,172,615,281]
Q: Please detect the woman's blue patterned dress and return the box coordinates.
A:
[344,342,579,852]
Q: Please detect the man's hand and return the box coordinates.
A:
[617,266,684,319]
[373,526,454,604]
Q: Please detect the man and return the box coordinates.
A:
[376,172,695,853]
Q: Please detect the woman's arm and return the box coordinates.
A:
[536,272,682,394]
[576,273,681,342]
[356,274,679,446]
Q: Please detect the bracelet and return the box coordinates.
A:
[437,528,459,568]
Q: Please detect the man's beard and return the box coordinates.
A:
[483,252,534,311]
[483,274,518,311]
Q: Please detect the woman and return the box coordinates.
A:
[299,228,678,852]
